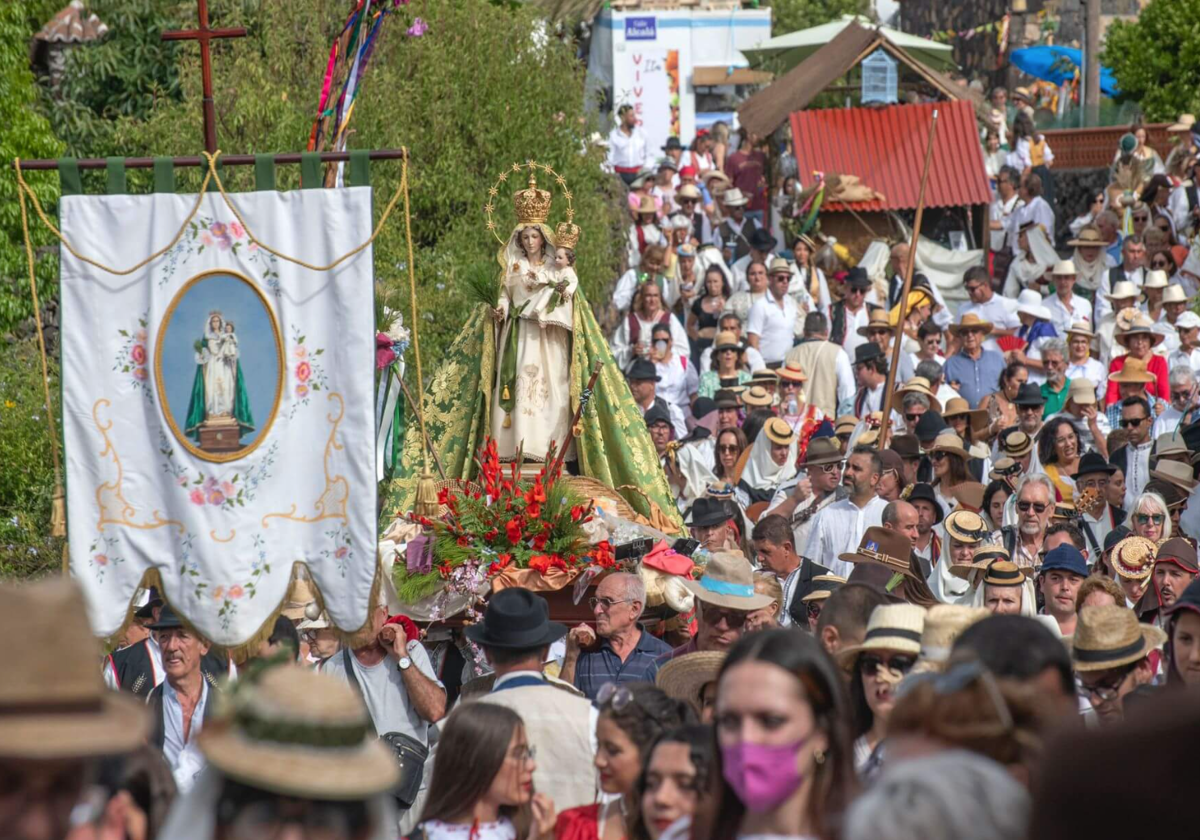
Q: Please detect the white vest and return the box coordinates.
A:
[473,683,596,810]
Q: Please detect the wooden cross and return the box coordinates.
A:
[161,0,247,154]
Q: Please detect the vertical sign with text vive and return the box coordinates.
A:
[613,47,676,157]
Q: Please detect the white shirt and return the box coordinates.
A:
[1152,405,1188,441]
[1155,318,1182,355]
[1065,357,1106,399]
[1045,293,1092,338]
[839,305,871,356]
[747,293,798,364]
[848,382,885,420]
[990,194,1021,252]
[1122,440,1154,511]
[607,125,651,171]
[613,268,678,314]
[1169,346,1200,378]
[627,223,665,270]
[421,820,517,840]
[1010,196,1055,253]
[655,354,697,416]
[959,295,1021,355]
[609,311,690,372]
[161,678,209,794]
[1169,182,1198,235]
[806,495,888,578]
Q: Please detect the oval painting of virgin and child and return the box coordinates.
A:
[156,271,283,462]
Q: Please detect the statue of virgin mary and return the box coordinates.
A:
[185,310,254,442]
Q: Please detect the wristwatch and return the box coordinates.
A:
[397,656,412,672]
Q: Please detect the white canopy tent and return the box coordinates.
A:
[743,15,957,75]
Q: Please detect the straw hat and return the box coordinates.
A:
[1050,260,1077,277]
[834,415,859,436]
[1115,310,1164,348]
[751,368,779,387]
[989,457,1021,481]
[1072,604,1167,672]
[767,256,792,276]
[981,560,1027,587]
[896,376,943,413]
[1065,321,1095,339]
[742,385,774,408]
[949,544,1013,580]
[1151,459,1199,493]
[763,416,796,446]
[999,430,1034,458]
[1104,280,1139,302]
[656,651,726,713]
[857,308,892,338]
[636,195,657,215]
[929,431,970,461]
[856,411,885,446]
[1066,378,1097,406]
[676,184,702,201]
[682,551,776,611]
[952,481,986,512]
[199,665,399,799]
[1153,430,1191,459]
[1109,355,1156,383]
[1110,536,1157,581]
[0,579,150,759]
[910,604,989,674]
[721,187,748,207]
[836,603,926,669]
[799,436,843,467]
[1067,226,1106,248]
[777,360,807,383]
[1169,113,1197,132]
[838,526,916,579]
[281,577,318,622]
[944,509,991,544]
[703,169,732,187]
[1142,269,1170,291]
[941,398,989,437]
[950,313,994,336]
[713,330,743,353]
[1015,288,1052,321]
[800,574,846,603]
[1162,284,1193,305]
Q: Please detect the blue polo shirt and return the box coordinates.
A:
[573,628,673,701]
[943,348,1007,409]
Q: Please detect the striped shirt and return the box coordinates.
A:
[574,628,673,701]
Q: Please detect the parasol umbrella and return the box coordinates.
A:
[1010,45,1120,97]
[743,14,957,75]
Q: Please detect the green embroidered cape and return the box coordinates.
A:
[382,289,684,534]
[184,358,255,441]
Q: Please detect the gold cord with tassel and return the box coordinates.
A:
[400,150,438,520]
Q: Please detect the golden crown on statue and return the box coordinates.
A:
[555,221,581,249]
[513,172,553,224]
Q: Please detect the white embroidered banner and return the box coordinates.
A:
[61,188,377,645]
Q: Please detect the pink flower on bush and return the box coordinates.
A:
[200,231,214,247]
[189,489,205,505]
[94,553,108,566]
[335,546,349,560]
[220,481,236,497]
[212,586,225,600]
[229,221,245,239]
[133,367,147,381]
[294,344,308,360]
[296,361,312,383]
[295,383,309,398]
[227,585,244,599]
[207,491,226,506]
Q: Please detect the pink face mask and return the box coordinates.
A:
[720,737,810,811]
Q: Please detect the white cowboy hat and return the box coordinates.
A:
[1015,288,1052,321]
[721,188,748,207]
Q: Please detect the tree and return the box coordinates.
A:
[1104,0,1200,122]
[767,0,869,35]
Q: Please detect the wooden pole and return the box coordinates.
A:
[878,110,940,451]
[14,149,408,171]
[548,361,604,478]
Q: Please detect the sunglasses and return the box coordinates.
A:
[1133,513,1166,526]
[1152,259,1170,268]
[1120,417,1146,428]
[589,596,633,611]
[703,606,749,629]
[1132,215,1149,223]
[1017,501,1048,513]
[717,444,741,453]
[905,412,923,422]
[818,461,844,473]
[858,653,917,676]
[930,451,948,461]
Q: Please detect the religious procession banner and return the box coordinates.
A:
[60,186,377,646]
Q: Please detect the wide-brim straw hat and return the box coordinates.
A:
[1115,311,1165,348]
[683,551,776,611]
[713,330,743,353]
[777,360,807,383]
[839,526,916,580]
[1142,269,1170,292]
[1162,284,1193,305]
[742,385,774,408]
[941,397,989,437]
[1151,460,1199,493]
[1000,430,1034,457]
[1072,604,1167,672]
[1111,536,1157,581]
[636,195,658,215]
[950,313,994,336]
[800,574,847,603]
[763,416,796,446]
[200,666,399,799]
[929,431,970,461]
[897,376,943,414]
[944,509,992,544]
[836,603,926,669]
[1105,281,1140,302]
[949,544,1013,580]
[857,309,892,337]
[1067,226,1106,248]
[722,187,748,207]
[656,651,726,711]
[834,415,859,436]
[0,579,151,759]
[751,368,779,387]
[1110,356,1156,383]
[910,604,989,673]
[1065,320,1095,339]
[1169,113,1197,132]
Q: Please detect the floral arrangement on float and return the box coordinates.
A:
[393,435,616,606]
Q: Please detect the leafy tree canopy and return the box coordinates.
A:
[767,0,869,36]
[1104,0,1200,121]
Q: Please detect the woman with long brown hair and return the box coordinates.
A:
[694,629,856,840]
[415,703,555,840]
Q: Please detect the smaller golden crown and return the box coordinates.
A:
[555,221,581,250]
[513,171,552,224]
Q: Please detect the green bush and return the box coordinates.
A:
[0,339,63,578]
[1105,0,1200,121]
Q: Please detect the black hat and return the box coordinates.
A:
[906,482,945,524]
[854,342,884,365]
[644,403,673,429]
[1013,383,1046,407]
[464,588,567,650]
[692,396,717,419]
[691,497,733,528]
[914,411,948,444]
[662,137,684,152]
[147,602,185,631]
[748,227,776,252]
[626,358,661,382]
[1072,451,1118,480]
[889,434,921,460]
[1103,525,1132,554]
[714,389,740,410]
[134,586,164,620]
[845,267,872,289]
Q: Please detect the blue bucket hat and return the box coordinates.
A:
[1040,545,1088,578]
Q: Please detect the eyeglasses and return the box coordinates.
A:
[1078,665,1135,703]
[818,461,844,473]
[858,652,917,676]
[1016,500,1048,513]
[1171,391,1191,401]
[1120,417,1146,428]
[701,605,750,629]
[507,744,537,762]
[589,596,633,611]
[717,444,741,453]
[1133,513,1166,526]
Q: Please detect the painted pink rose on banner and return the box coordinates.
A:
[130,344,146,364]
[190,489,206,506]
[296,361,312,383]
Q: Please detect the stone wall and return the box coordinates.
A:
[1050,166,1109,248]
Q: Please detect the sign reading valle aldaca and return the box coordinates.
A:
[624,16,656,41]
